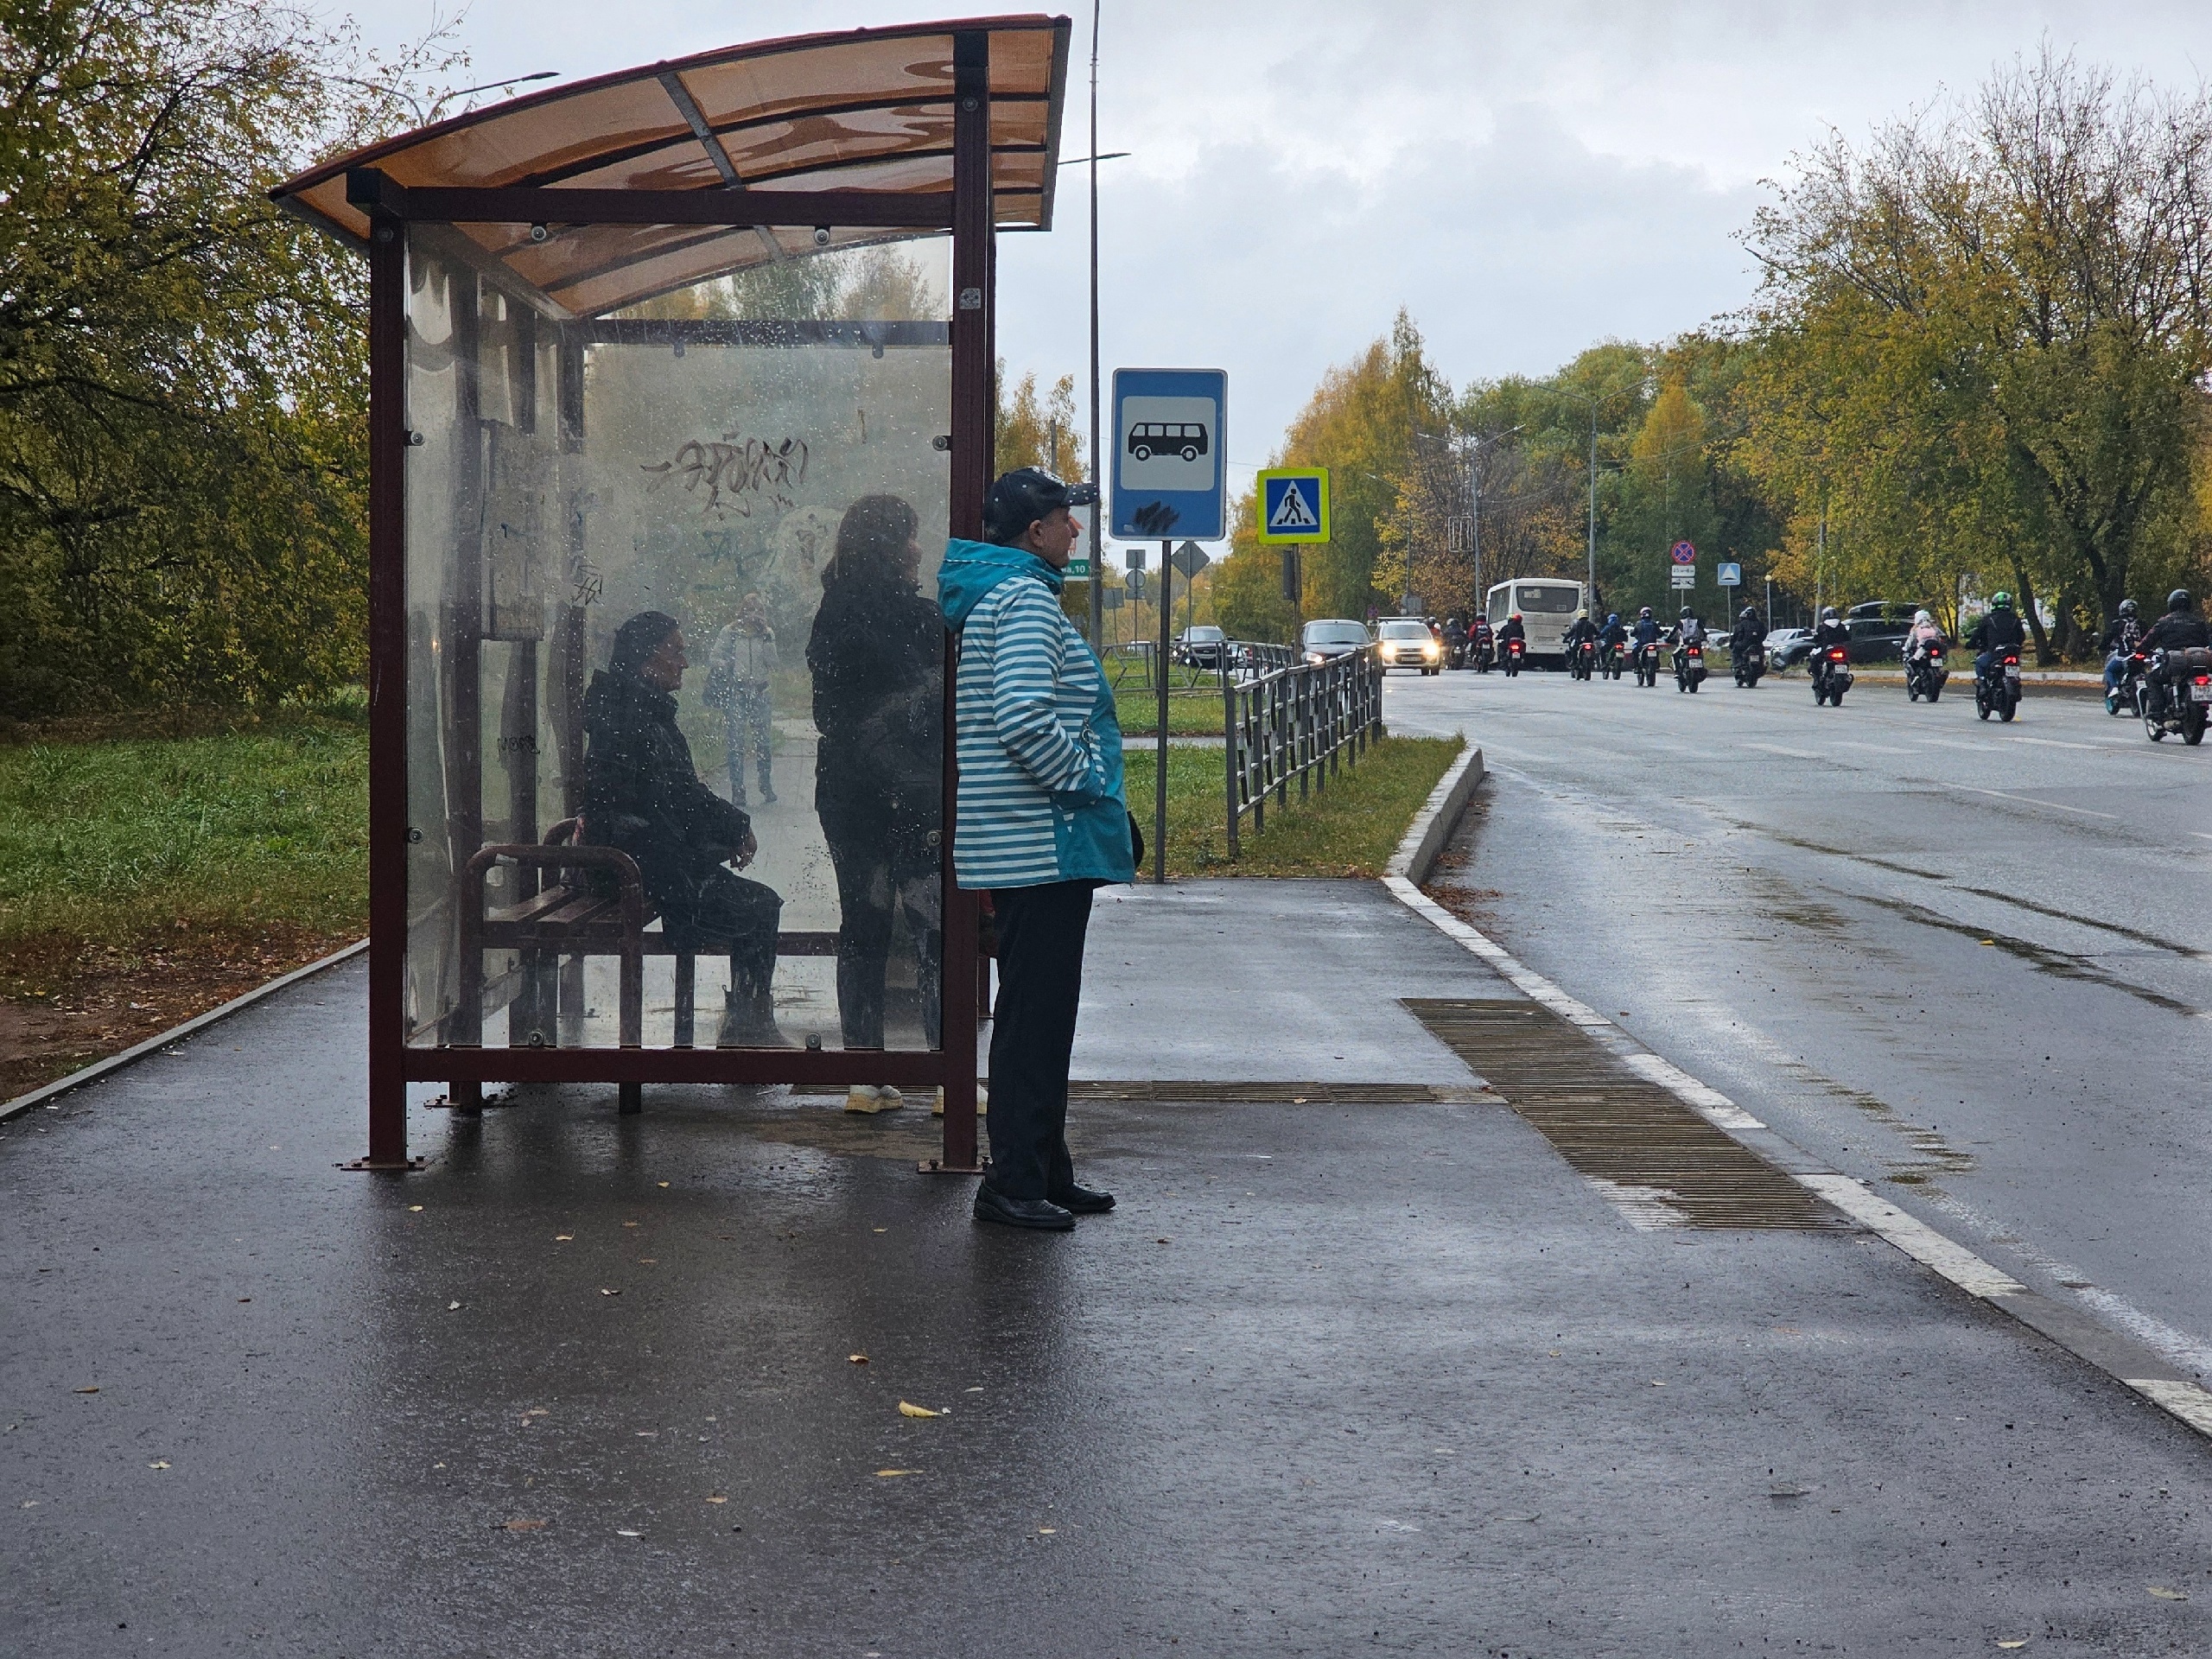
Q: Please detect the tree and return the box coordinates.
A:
[1740,48,2212,657]
[0,0,458,715]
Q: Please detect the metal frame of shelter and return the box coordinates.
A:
[270,16,1073,1173]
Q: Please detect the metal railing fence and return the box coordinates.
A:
[1222,648,1385,856]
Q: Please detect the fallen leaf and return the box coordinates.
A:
[873,1228,887,1234]
[524,1408,549,1417]
[148,1460,169,1470]
[849,1353,869,1364]
[1038,1526,1056,1535]
[554,1235,573,1242]
[448,1300,463,1312]
[600,1288,620,1297]
[657,1181,670,1188]
[875,1469,918,1478]
[639,1258,657,1264]
[705,1495,727,1504]
[1155,1237,1172,1244]
[500,1518,546,1532]
[1997,1643,2029,1651]
[615,1528,642,1538]
[622,1221,639,1229]
[237,1297,251,1303]
[1650,1380,1665,1388]
[898,1401,940,1419]
[2151,1586,2189,1601]
[408,1205,424,1212]
[71,1386,98,1395]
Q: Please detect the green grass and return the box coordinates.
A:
[1114,684,1235,736]
[0,716,368,950]
[1123,734,1460,878]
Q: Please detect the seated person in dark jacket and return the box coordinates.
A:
[1966,592,2027,680]
[2139,589,2212,715]
[582,610,786,1046]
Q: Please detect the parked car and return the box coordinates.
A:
[1174,625,1231,670]
[1845,601,1922,664]
[1301,618,1371,664]
[1765,627,1813,671]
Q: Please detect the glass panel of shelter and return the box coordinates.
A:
[403,228,951,1055]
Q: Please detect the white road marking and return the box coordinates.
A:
[1794,1174,2027,1297]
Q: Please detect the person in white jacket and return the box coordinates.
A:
[705,593,778,808]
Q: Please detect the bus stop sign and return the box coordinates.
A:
[1112,368,1226,541]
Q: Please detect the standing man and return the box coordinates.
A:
[938,467,1130,1232]
[705,593,779,808]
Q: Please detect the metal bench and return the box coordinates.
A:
[454,818,835,1114]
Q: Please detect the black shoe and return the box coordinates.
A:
[1048,1183,1116,1215]
[973,1184,1074,1231]
[760,785,778,804]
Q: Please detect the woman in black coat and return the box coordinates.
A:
[806,496,944,1097]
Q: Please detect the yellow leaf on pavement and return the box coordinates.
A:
[898,1401,939,1419]
[876,1468,918,1478]
[2150,1586,2189,1600]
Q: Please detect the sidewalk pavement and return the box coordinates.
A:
[7,878,2212,1656]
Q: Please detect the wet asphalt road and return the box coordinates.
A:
[1394,662,2212,1381]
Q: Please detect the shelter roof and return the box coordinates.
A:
[271,16,1069,317]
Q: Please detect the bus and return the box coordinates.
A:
[1485,578,1587,668]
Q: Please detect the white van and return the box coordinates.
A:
[1485,579,1587,668]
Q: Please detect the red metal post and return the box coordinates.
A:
[935,27,992,1174]
[359,197,417,1169]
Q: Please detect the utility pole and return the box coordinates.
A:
[1084,1,1103,651]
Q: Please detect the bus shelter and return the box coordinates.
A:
[271,16,1071,1172]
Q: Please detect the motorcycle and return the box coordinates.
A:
[1732,643,1765,688]
[1971,649,2021,721]
[1674,641,1707,693]
[1502,638,1524,677]
[1630,639,1661,687]
[1602,639,1628,681]
[1568,637,1598,681]
[2106,650,2146,717]
[1445,636,1468,670]
[1812,644,1853,707]
[2141,646,2212,746]
[1471,634,1495,673]
[1904,645,1948,703]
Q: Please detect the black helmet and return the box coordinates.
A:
[2119,598,2139,618]
[983,467,1099,543]
[1740,606,1758,622]
[2170,588,2194,613]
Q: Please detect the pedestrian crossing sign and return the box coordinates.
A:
[1256,468,1330,543]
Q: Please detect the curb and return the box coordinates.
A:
[0,939,368,1124]
[1379,797,2212,1447]
[1385,742,1485,886]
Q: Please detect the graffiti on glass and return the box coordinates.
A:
[642,433,810,518]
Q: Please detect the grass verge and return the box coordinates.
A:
[1114,686,1234,736]
[1123,734,1459,878]
[0,715,367,1098]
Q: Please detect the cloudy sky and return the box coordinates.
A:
[352,2,2212,493]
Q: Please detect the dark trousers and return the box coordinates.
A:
[985,880,1096,1200]
[826,835,941,1051]
[659,867,782,1003]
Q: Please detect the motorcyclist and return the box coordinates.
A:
[1470,611,1495,668]
[1666,607,1706,671]
[1966,592,2027,689]
[1598,611,1629,648]
[2101,598,2145,706]
[1726,605,1764,666]
[1806,605,1851,695]
[1903,608,1947,660]
[1442,613,1468,666]
[2138,589,2212,717]
[1497,611,1527,652]
[1562,607,1599,673]
[1630,606,1662,647]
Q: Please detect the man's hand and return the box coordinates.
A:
[732,830,758,871]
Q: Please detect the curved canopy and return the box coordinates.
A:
[273,16,1069,317]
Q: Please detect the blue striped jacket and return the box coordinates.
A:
[938,538,1135,890]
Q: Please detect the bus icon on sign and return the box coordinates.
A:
[1128,422,1208,463]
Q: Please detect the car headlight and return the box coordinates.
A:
[1379,645,1397,660]
[1423,642,1440,658]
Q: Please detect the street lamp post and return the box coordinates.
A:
[1453,424,1522,613]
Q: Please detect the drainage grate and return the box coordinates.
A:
[1404,998,1842,1230]
[1067,1080,1486,1104]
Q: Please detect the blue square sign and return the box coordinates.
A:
[1111,368,1226,541]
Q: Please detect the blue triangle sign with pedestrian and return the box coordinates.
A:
[1269,480,1319,531]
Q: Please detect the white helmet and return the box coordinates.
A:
[1913,609,1933,627]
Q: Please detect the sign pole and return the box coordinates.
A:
[1156,537,1170,885]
